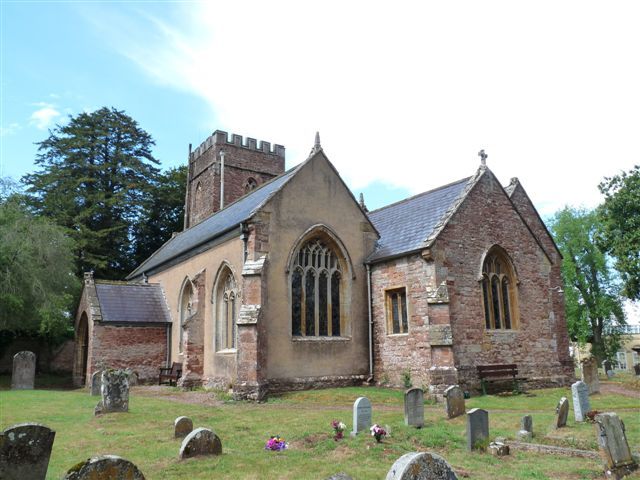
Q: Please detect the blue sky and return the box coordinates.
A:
[2,1,639,215]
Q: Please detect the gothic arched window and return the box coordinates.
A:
[481,247,519,329]
[291,238,344,337]
[215,268,239,351]
[179,279,195,352]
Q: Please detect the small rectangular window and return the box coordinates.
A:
[386,288,408,334]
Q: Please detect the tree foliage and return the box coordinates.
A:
[131,165,187,267]
[23,107,160,279]
[0,181,79,341]
[550,207,625,362]
[598,164,640,300]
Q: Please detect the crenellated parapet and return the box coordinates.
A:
[190,130,285,161]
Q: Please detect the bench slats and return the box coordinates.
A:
[477,364,524,395]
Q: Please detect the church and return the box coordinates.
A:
[73,130,574,399]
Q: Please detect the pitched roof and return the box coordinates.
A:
[127,165,301,279]
[367,176,472,262]
[95,283,171,324]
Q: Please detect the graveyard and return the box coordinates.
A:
[1,372,639,479]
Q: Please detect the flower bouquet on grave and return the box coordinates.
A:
[370,424,387,443]
[332,420,347,441]
[265,435,288,451]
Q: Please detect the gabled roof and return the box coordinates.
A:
[127,165,301,279]
[367,176,472,262]
[95,283,171,324]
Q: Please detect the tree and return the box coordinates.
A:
[131,165,187,266]
[23,107,160,279]
[0,179,79,342]
[550,207,625,362]
[598,165,640,300]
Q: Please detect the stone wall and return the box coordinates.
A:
[0,338,74,374]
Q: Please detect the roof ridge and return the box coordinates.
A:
[369,176,472,214]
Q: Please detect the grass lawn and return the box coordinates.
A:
[1,379,639,479]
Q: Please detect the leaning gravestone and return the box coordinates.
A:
[63,455,145,479]
[466,408,489,451]
[90,370,102,396]
[581,357,600,395]
[0,423,56,480]
[179,428,222,459]
[11,351,36,390]
[404,387,424,428]
[95,369,129,415]
[594,413,638,478]
[571,380,591,422]
[351,397,372,436]
[444,385,465,419]
[516,414,533,441]
[555,397,569,428]
[385,451,458,480]
[174,416,193,439]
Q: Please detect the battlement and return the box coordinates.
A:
[190,130,285,161]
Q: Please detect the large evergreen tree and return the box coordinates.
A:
[550,207,625,362]
[598,164,640,300]
[23,107,160,279]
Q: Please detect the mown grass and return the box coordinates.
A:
[1,378,638,479]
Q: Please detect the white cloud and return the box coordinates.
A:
[87,0,640,214]
[29,103,61,130]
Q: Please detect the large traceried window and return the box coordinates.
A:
[481,246,519,330]
[179,279,195,352]
[291,238,343,337]
[215,268,239,351]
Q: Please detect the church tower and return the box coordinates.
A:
[184,131,285,228]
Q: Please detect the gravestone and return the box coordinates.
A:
[555,397,569,428]
[63,455,145,479]
[11,351,36,390]
[443,385,465,419]
[90,371,102,396]
[125,368,139,386]
[466,408,489,451]
[581,357,600,394]
[95,369,129,415]
[326,474,353,480]
[385,451,458,479]
[174,416,193,439]
[571,381,591,422]
[0,423,56,480]
[179,427,222,459]
[602,359,615,378]
[516,415,533,441]
[488,441,509,456]
[594,413,638,478]
[404,387,424,428]
[351,397,372,436]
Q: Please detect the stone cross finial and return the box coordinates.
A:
[309,131,322,156]
[358,192,368,212]
[478,149,487,166]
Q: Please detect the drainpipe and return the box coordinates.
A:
[219,151,225,209]
[166,323,172,367]
[366,263,374,380]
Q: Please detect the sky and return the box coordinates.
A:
[1,1,639,321]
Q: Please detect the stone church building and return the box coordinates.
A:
[73,130,574,399]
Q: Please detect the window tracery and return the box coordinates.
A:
[481,247,518,330]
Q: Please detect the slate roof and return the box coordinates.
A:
[127,165,301,279]
[95,283,171,324]
[367,177,471,262]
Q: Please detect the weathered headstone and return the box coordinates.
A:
[602,359,615,379]
[516,415,533,441]
[11,351,36,390]
[174,416,193,439]
[63,455,145,479]
[385,451,458,479]
[581,357,600,394]
[0,423,56,480]
[90,370,102,396]
[179,427,222,459]
[555,397,569,428]
[351,397,372,436]
[94,369,129,415]
[488,441,509,456]
[444,385,465,419]
[466,408,489,451]
[571,381,591,422]
[125,368,139,386]
[325,474,353,480]
[594,413,638,479]
[404,387,424,428]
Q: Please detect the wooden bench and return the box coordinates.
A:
[477,364,527,395]
[158,362,182,386]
